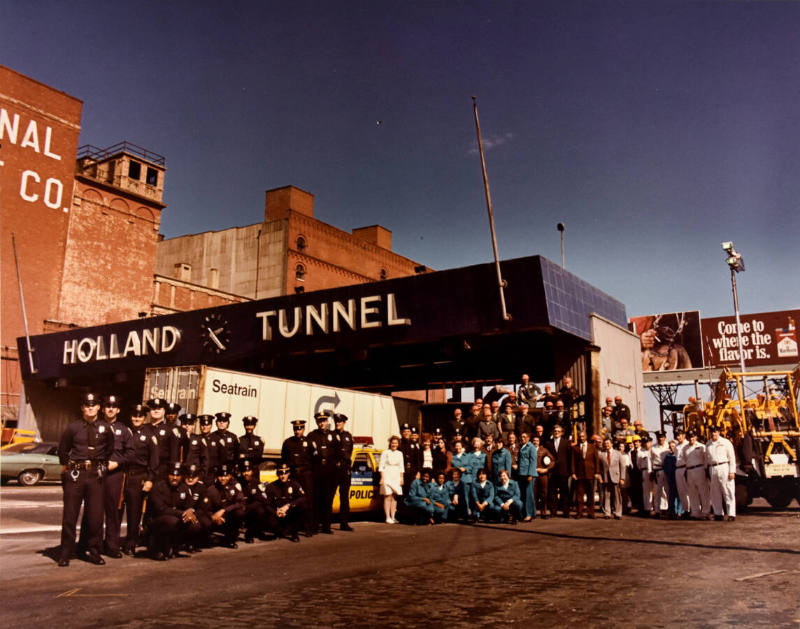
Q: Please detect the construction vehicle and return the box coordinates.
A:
[683,365,800,509]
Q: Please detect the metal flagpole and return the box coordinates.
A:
[12,234,37,374]
[472,96,511,322]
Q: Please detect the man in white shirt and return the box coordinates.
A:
[684,430,710,519]
[673,428,691,518]
[650,431,670,516]
[705,425,737,521]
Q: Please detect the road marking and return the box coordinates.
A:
[57,588,129,598]
[734,569,787,582]
[0,525,62,534]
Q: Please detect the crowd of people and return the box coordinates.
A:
[55,374,738,566]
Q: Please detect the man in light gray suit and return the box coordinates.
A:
[598,437,626,519]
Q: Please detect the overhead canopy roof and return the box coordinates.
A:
[20,255,626,391]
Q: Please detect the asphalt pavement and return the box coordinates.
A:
[1,485,799,628]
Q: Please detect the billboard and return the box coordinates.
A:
[701,310,799,368]
[628,311,703,372]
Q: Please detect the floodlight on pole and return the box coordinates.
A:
[557,222,565,269]
[721,241,746,373]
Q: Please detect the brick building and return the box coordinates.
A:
[1,66,434,427]
[154,185,429,302]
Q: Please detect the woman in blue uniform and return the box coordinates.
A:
[469,468,497,522]
[517,432,538,521]
[494,469,523,524]
[428,471,451,523]
[445,468,468,522]
[450,440,474,505]
[404,469,435,524]
[490,437,512,485]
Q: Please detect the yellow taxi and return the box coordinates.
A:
[259,442,383,514]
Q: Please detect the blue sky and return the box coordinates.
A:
[4,0,799,320]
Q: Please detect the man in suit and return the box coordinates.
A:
[597,437,626,519]
[546,424,572,517]
[533,436,555,518]
[571,431,601,519]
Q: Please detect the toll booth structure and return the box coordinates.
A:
[18,255,644,440]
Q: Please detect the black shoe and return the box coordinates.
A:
[57,557,70,567]
[320,528,333,535]
[244,536,255,544]
[340,523,353,532]
[225,542,238,549]
[122,545,135,556]
[86,552,105,565]
[105,548,123,559]
[727,516,735,522]
[289,534,300,543]
[152,551,167,561]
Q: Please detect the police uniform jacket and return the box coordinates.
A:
[241,476,262,504]
[281,435,313,473]
[150,479,194,517]
[109,422,135,470]
[185,481,207,508]
[399,438,421,475]
[204,432,227,470]
[517,442,538,477]
[308,428,337,468]
[266,478,305,513]
[239,432,265,465]
[212,429,240,463]
[128,424,159,481]
[334,429,353,470]
[179,432,208,474]
[152,421,180,466]
[202,479,245,513]
[58,418,114,465]
[469,480,495,506]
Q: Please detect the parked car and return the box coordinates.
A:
[0,441,61,486]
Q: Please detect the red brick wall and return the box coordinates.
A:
[0,66,82,416]
[151,276,248,314]
[57,180,161,326]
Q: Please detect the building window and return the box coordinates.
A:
[380,268,387,280]
[146,167,158,186]
[296,235,307,252]
[295,264,306,281]
[128,160,141,180]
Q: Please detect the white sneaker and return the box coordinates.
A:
[386,517,394,524]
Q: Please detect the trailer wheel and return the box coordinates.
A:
[764,486,792,510]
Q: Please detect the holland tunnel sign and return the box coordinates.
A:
[18,255,625,381]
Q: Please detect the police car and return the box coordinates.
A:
[259,438,382,514]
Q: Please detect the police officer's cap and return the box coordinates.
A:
[198,414,215,426]
[276,461,291,473]
[314,411,331,421]
[433,427,443,436]
[130,403,149,416]
[334,413,348,423]
[179,413,197,425]
[242,415,258,426]
[183,463,201,478]
[146,398,166,409]
[291,419,306,428]
[686,429,697,438]
[239,459,254,472]
[675,428,686,436]
[215,412,231,423]
[215,463,232,476]
[102,395,121,408]
[710,424,722,432]
[165,402,182,415]
[410,426,418,434]
[400,423,411,431]
[655,430,666,438]
[81,392,101,406]
[168,461,183,476]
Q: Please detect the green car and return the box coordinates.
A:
[1,442,61,486]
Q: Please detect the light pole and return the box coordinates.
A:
[722,241,746,373]
[557,222,565,269]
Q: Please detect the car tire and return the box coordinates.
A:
[18,469,42,486]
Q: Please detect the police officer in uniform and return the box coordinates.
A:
[212,412,240,463]
[178,413,208,475]
[199,414,225,484]
[182,464,210,552]
[200,463,245,548]
[122,403,158,556]
[265,462,307,542]
[164,402,182,429]
[238,416,264,468]
[57,392,114,566]
[333,413,354,531]
[308,411,337,534]
[147,398,180,478]
[97,395,134,558]
[148,462,200,560]
[239,459,265,543]
[281,419,315,536]
[399,423,421,495]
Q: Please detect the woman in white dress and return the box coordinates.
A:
[379,436,404,523]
